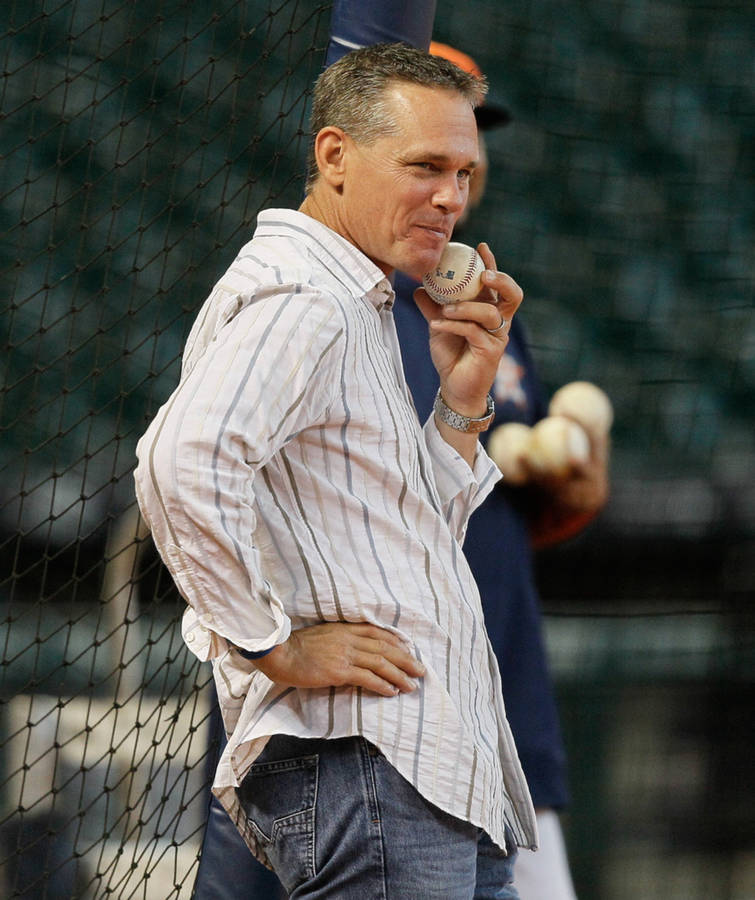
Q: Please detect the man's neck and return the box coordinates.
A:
[299,190,393,278]
[299,190,335,233]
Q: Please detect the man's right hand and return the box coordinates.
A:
[251,622,426,697]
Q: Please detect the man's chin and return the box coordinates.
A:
[400,244,447,281]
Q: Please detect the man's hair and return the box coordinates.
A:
[305,42,487,191]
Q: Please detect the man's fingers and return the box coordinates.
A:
[347,636,426,693]
[343,626,426,670]
[353,641,425,677]
[435,302,508,336]
[341,629,426,693]
[347,652,417,693]
[366,637,426,675]
[481,270,523,310]
[348,670,408,698]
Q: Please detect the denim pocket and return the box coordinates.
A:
[238,743,318,891]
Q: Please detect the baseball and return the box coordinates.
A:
[526,415,591,479]
[548,381,613,438]
[422,242,485,304]
[487,422,533,485]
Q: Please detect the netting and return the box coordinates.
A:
[1,0,753,898]
[1,1,331,896]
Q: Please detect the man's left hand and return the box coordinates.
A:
[413,242,522,466]
[414,242,522,417]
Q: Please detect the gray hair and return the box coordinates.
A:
[305,42,487,191]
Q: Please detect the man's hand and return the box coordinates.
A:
[251,622,426,698]
[415,242,522,407]
[414,242,523,465]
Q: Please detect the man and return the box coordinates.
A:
[135,43,536,898]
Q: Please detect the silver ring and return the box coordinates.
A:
[486,316,508,335]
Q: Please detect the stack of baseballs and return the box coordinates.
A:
[487,381,613,483]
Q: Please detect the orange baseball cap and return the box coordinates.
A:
[430,40,511,130]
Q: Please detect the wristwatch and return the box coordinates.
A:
[433,389,495,433]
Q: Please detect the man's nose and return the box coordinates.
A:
[432,176,467,214]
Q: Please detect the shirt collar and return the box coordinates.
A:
[255,209,394,312]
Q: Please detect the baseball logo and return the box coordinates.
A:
[422,242,485,304]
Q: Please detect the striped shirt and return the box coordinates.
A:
[134,209,537,858]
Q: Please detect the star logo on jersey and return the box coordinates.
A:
[493,353,527,409]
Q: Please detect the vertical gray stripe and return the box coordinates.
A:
[411,649,425,786]
[466,745,478,820]
[279,448,344,620]
[260,466,324,621]
[325,688,336,739]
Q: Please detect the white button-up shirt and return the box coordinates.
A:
[134,209,537,859]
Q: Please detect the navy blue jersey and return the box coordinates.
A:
[394,272,568,808]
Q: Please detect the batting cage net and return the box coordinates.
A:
[1,1,753,898]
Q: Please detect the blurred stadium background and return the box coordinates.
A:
[1,0,752,897]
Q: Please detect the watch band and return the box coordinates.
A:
[433,390,495,433]
[233,644,275,660]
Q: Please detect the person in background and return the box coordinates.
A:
[190,4,609,898]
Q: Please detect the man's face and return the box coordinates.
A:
[338,82,479,280]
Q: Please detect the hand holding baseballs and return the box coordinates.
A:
[487,381,613,485]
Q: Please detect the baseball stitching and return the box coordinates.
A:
[424,253,479,298]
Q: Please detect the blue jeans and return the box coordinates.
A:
[235,734,519,899]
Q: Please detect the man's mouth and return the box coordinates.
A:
[414,223,450,241]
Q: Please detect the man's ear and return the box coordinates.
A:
[313,126,348,188]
